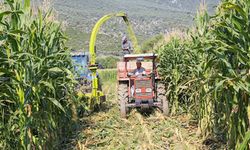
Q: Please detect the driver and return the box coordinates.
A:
[133,59,146,76]
[130,59,146,96]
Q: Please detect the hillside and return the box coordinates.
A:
[34,0,219,52]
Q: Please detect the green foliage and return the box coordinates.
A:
[239,130,250,150]
[141,34,164,52]
[159,38,201,116]
[98,69,117,83]
[96,56,120,69]
[0,0,77,149]
[202,1,250,148]
[158,0,250,149]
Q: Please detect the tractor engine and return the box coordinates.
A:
[133,78,154,100]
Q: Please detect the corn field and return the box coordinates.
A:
[2,0,250,149]
[159,0,250,149]
[98,69,117,83]
[0,0,77,149]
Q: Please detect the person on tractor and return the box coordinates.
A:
[130,58,146,96]
[133,59,146,76]
[127,58,146,77]
[121,35,133,55]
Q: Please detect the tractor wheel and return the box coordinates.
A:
[118,82,129,118]
[157,82,169,116]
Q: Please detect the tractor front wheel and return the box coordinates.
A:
[118,82,129,118]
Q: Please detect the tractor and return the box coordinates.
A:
[117,53,169,118]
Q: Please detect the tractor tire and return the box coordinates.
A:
[118,82,129,118]
[157,82,169,116]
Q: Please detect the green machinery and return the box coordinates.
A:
[86,12,139,106]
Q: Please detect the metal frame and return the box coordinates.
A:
[88,12,139,104]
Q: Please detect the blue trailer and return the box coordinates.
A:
[71,52,105,110]
[71,52,92,80]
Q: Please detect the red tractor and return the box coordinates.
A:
[117,53,169,118]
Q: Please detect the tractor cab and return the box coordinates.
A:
[117,53,169,118]
[71,51,105,107]
[71,52,93,93]
[71,52,92,80]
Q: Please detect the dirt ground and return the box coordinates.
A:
[64,81,208,150]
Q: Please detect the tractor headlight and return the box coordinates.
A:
[135,89,142,93]
[146,88,152,93]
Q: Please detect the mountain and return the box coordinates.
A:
[34,0,220,52]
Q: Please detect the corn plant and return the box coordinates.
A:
[0,0,77,149]
[201,0,250,148]
[159,0,250,149]
[158,3,210,117]
[98,69,117,83]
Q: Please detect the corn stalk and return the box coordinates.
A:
[0,0,76,149]
[159,0,250,149]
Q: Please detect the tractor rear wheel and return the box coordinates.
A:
[157,82,169,116]
[118,82,129,118]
